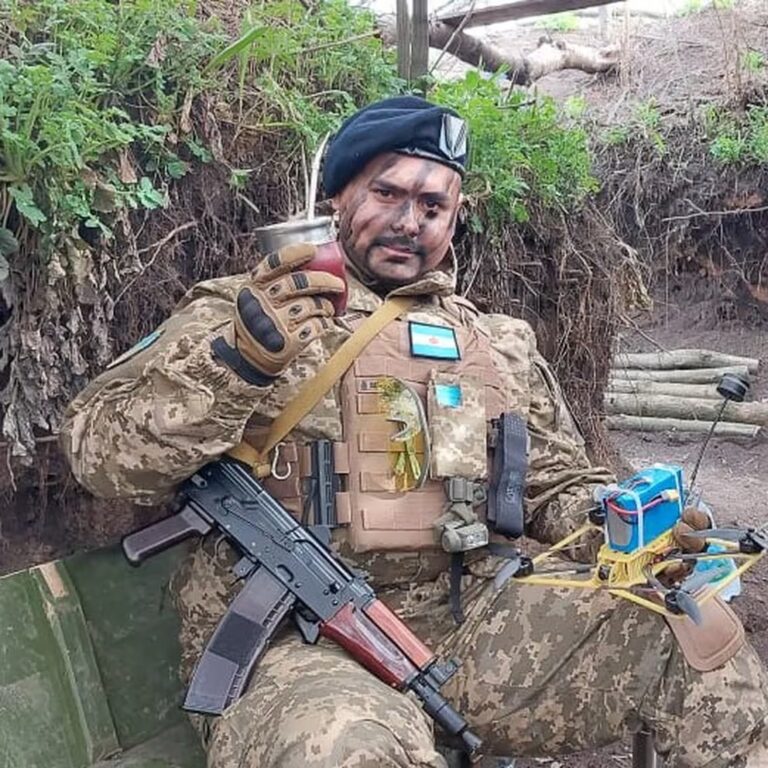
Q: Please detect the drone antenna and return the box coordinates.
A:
[686,372,750,502]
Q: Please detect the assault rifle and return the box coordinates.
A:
[122,456,482,758]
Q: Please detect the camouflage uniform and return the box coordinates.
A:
[61,264,768,768]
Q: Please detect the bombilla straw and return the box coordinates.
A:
[306,133,331,222]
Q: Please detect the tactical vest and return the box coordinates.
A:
[263,316,508,554]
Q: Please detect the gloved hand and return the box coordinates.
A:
[662,506,712,584]
[671,506,711,553]
[233,243,345,378]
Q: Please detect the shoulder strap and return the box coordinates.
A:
[228,296,416,476]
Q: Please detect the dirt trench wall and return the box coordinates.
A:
[595,127,768,327]
[0,152,632,575]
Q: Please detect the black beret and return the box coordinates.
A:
[323,96,468,197]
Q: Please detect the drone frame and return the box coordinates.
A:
[514,522,765,622]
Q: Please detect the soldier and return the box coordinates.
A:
[61,97,768,768]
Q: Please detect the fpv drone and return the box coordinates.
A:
[510,372,766,624]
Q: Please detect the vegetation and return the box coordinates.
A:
[0,0,221,273]
[433,72,597,225]
[705,105,768,166]
[538,11,580,32]
[0,0,602,461]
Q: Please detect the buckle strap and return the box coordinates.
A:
[227,297,416,476]
[435,478,489,554]
[488,412,529,539]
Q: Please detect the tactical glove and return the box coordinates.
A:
[671,506,711,554]
[661,506,712,584]
[214,243,344,383]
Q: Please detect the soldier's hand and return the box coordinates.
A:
[672,506,711,553]
[234,243,345,377]
[662,506,712,584]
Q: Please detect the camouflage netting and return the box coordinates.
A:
[0,0,642,573]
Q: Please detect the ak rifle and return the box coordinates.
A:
[122,455,482,758]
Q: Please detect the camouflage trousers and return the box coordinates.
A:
[173,545,768,768]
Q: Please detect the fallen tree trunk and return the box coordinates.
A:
[610,366,750,384]
[605,393,768,425]
[606,415,761,438]
[377,15,619,84]
[607,380,720,399]
[615,350,759,374]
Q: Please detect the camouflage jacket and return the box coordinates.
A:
[61,259,613,578]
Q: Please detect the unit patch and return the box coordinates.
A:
[408,322,460,360]
[106,328,164,369]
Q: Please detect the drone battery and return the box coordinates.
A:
[604,464,684,553]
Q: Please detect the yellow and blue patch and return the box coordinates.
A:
[408,322,460,361]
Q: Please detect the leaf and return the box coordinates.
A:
[0,227,19,257]
[0,255,9,283]
[165,159,189,179]
[91,181,118,212]
[9,184,47,228]
[136,177,167,210]
[118,149,138,184]
[229,168,250,190]
[205,24,264,72]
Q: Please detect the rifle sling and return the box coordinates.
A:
[228,296,416,476]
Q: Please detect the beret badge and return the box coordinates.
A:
[439,114,468,162]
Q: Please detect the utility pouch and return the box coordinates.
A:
[427,372,487,480]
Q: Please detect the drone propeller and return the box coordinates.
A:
[688,526,768,554]
[642,563,731,625]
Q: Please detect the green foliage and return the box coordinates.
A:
[679,0,702,15]
[680,0,733,14]
[210,0,403,155]
[0,0,222,260]
[597,101,665,155]
[742,50,765,73]
[705,105,768,166]
[1,0,598,270]
[564,96,588,121]
[601,125,631,146]
[634,100,666,155]
[539,12,580,32]
[432,72,598,226]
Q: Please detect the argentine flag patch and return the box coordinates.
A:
[408,322,460,360]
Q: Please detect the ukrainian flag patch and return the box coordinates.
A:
[408,322,460,360]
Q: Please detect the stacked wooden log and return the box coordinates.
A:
[605,350,763,437]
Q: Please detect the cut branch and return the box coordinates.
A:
[610,366,750,384]
[437,0,620,29]
[615,349,759,374]
[606,415,761,438]
[377,15,619,84]
[607,380,721,400]
[605,393,768,426]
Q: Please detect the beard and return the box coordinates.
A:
[341,233,428,290]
